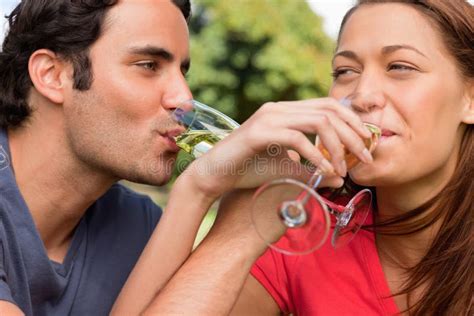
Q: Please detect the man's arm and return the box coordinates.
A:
[113,99,352,314]
[112,146,311,314]
[113,159,340,315]
[0,301,24,316]
[142,189,279,315]
[111,172,216,315]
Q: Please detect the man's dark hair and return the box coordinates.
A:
[0,0,191,129]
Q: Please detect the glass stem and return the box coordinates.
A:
[298,169,323,206]
[309,170,324,191]
[301,169,345,213]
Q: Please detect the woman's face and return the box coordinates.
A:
[330,3,472,188]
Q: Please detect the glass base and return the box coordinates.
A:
[251,179,330,255]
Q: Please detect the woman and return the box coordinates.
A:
[229,0,474,315]
[113,0,473,315]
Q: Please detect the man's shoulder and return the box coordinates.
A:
[101,183,162,210]
[88,183,163,230]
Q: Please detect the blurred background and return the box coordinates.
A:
[187,0,336,123]
[0,0,354,244]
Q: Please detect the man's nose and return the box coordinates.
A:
[161,73,193,111]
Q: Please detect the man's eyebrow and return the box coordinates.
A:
[128,45,174,61]
[128,45,191,71]
[381,44,427,58]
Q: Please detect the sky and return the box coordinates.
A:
[307,0,355,38]
[0,0,355,43]
[0,0,16,43]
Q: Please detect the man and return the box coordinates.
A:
[0,0,365,315]
[0,0,193,314]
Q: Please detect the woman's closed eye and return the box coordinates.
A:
[331,68,358,80]
[388,63,417,73]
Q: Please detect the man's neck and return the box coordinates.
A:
[8,120,116,262]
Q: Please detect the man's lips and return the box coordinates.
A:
[161,135,180,152]
[379,129,397,144]
[164,127,186,138]
[159,128,184,152]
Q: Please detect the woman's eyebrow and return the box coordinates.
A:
[381,44,428,58]
[332,50,361,65]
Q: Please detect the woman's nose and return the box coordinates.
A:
[346,70,386,113]
[348,91,386,113]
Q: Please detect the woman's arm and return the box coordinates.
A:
[142,189,278,315]
[230,275,281,316]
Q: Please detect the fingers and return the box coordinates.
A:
[268,98,372,139]
[312,114,373,167]
[286,149,300,162]
[255,99,375,174]
[264,113,371,176]
[274,129,336,175]
[292,114,347,175]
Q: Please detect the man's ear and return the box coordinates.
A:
[28,49,72,104]
[461,80,474,124]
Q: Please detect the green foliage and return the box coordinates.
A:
[188,0,335,123]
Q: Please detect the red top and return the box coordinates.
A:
[250,216,401,315]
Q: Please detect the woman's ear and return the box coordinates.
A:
[461,80,474,124]
[28,49,72,104]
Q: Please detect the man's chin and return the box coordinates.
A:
[131,172,174,187]
[120,168,175,187]
[114,156,177,186]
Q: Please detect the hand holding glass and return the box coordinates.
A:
[171,99,382,255]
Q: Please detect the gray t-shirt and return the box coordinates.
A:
[0,130,162,315]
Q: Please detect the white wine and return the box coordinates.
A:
[318,123,381,170]
[175,123,380,166]
[175,129,231,158]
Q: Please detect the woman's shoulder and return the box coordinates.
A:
[251,228,398,315]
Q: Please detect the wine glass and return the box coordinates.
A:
[250,100,383,255]
[172,100,240,159]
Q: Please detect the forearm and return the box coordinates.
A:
[111,172,217,315]
[142,189,269,315]
[143,230,265,315]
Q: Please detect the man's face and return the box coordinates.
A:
[63,0,192,185]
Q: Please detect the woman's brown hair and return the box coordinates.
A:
[338,1,474,315]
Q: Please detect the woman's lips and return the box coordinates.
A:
[381,129,396,137]
[380,129,396,142]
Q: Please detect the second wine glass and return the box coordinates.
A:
[250,99,383,255]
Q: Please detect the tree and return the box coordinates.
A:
[188,0,335,123]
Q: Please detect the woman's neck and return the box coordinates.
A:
[373,162,455,312]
